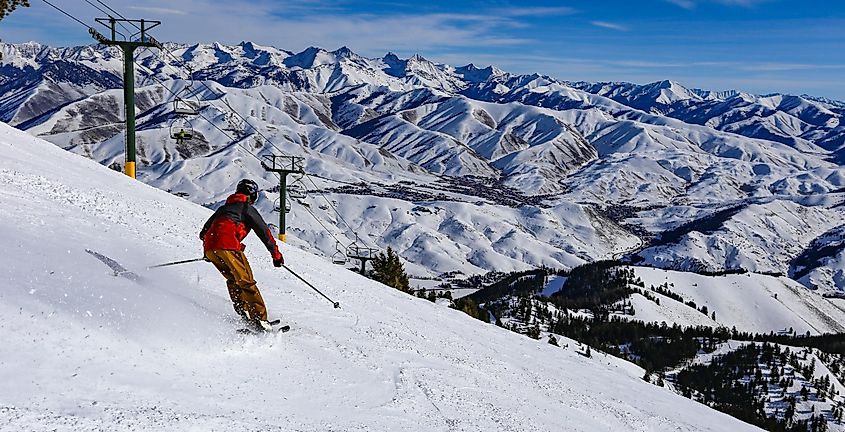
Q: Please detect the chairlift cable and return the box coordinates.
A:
[49,0,362,257]
[300,200,348,247]
[302,174,369,247]
[42,0,91,28]
[93,0,132,24]
[81,0,132,37]
[78,0,292,161]
[133,61,279,177]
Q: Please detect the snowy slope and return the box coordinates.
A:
[631,267,845,335]
[637,199,842,274]
[791,225,845,293]
[0,123,762,430]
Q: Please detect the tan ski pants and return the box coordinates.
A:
[205,249,268,321]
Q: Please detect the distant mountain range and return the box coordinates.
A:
[1,41,843,292]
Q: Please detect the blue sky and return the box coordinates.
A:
[3,0,844,99]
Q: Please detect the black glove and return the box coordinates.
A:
[273,255,285,267]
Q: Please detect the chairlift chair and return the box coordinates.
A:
[346,245,377,260]
[331,241,347,265]
[346,241,379,275]
[272,197,291,213]
[169,117,194,144]
[288,184,307,200]
[173,98,199,116]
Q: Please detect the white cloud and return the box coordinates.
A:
[127,6,187,16]
[495,7,578,17]
[738,62,845,72]
[665,0,772,8]
[665,0,697,9]
[58,0,540,54]
[590,21,628,31]
[716,0,772,6]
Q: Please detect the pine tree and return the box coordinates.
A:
[0,0,29,21]
[371,246,410,292]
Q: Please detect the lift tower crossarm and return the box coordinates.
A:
[90,18,162,179]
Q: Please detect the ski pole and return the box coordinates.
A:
[282,265,341,309]
[148,257,207,269]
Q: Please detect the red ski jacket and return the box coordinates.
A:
[200,193,282,260]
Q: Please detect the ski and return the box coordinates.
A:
[236,319,290,334]
[85,249,142,281]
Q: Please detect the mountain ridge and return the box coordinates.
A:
[1,41,843,292]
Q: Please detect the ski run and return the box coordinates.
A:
[0,121,763,430]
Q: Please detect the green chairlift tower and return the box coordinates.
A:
[90,18,161,179]
[261,154,305,242]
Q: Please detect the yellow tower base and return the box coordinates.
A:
[125,161,136,179]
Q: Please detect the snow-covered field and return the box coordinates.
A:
[0,123,764,430]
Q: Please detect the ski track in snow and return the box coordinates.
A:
[0,123,765,431]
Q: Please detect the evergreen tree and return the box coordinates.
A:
[371,247,410,292]
[0,0,28,21]
[451,297,488,323]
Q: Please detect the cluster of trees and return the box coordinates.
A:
[370,247,410,292]
[369,247,488,323]
[832,405,845,425]
[451,297,487,322]
[452,271,508,290]
[644,281,714,317]
[548,261,633,313]
[676,343,834,432]
[548,315,721,373]
[770,334,845,356]
[468,269,549,303]
[816,350,845,390]
[474,260,845,432]
[649,281,684,302]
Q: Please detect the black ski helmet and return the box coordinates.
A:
[236,179,259,203]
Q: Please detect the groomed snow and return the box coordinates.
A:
[0,122,762,431]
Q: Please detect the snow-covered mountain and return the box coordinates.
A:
[569,80,844,156]
[0,122,762,431]
[1,41,843,292]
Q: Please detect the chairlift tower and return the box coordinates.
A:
[347,243,379,275]
[90,18,162,179]
[261,154,304,242]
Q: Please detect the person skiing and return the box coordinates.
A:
[200,179,284,331]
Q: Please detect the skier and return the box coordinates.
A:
[173,129,192,143]
[200,179,284,332]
